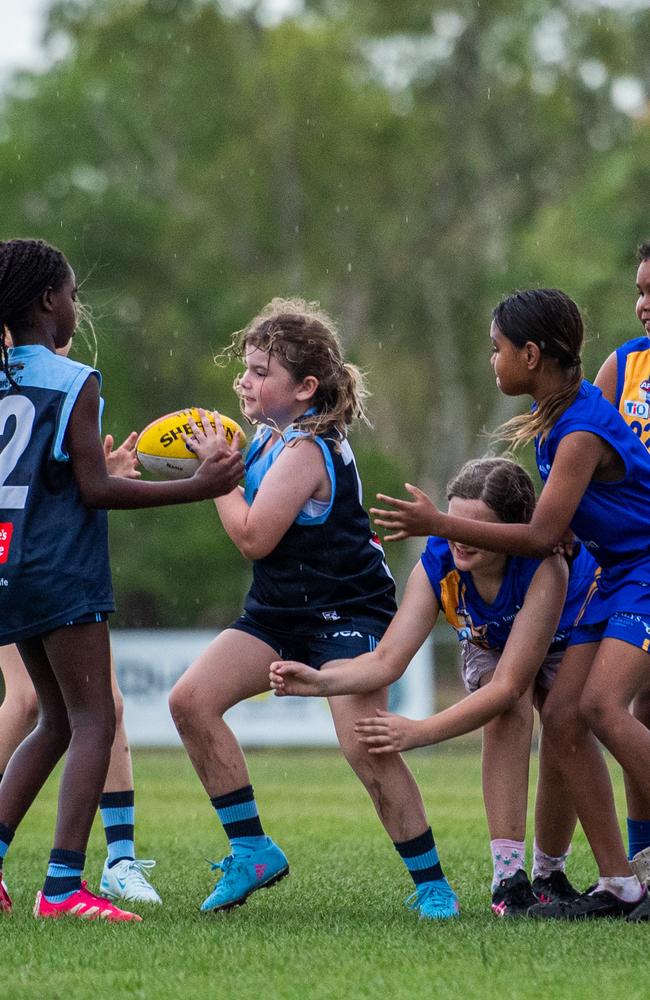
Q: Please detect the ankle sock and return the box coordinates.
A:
[594,874,644,903]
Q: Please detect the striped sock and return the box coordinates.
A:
[210,785,266,855]
[0,821,15,868]
[42,848,85,902]
[100,790,135,867]
[394,827,444,886]
[627,818,650,859]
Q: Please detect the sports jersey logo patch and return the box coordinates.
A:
[624,399,650,418]
[0,523,13,564]
[640,379,650,398]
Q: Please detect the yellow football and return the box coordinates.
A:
[136,408,246,480]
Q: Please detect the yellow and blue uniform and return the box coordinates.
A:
[0,345,114,644]
[614,336,650,450]
[536,379,650,650]
[421,535,596,653]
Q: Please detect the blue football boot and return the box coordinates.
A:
[200,838,289,913]
[405,878,460,920]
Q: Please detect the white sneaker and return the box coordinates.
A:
[630,846,650,886]
[100,858,162,904]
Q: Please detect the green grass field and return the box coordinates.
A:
[3,746,646,1000]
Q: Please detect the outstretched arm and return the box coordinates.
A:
[372,433,604,558]
[68,381,243,507]
[270,562,439,696]
[355,555,569,753]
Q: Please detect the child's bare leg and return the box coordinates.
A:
[481,683,533,843]
[169,629,289,912]
[534,727,577,857]
[580,639,650,819]
[104,652,133,792]
[479,678,533,890]
[329,686,428,842]
[0,637,71,832]
[43,622,115,851]
[539,643,630,876]
[0,644,38,774]
[169,629,274,796]
[328,683,459,917]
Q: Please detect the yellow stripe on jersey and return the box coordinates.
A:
[618,346,650,447]
[439,569,489,645]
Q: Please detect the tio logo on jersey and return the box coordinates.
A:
[0,523,13,564]
[624,400,650,418]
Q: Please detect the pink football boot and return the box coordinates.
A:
[34,881,142,922]
[0,875,12,914]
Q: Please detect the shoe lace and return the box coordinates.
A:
[405,882,451,912]
[122,859,156,890]
[207,855,236,877]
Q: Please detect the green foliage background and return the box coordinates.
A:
[1,0,648,625]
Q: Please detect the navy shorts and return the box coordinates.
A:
[63,611,110,627]
[229,613,381,669]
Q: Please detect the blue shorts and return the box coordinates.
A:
[568,611,650,652]
[229,613,381,669]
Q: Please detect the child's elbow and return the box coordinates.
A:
[239,535,274,560]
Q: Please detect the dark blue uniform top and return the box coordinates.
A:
[241,424,396,635]
[0,345,114,643]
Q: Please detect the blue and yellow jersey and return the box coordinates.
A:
[614,336,650,450]
[420,535,596,652]
[536,379,650,622]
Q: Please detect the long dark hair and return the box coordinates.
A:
[492,288,584,446]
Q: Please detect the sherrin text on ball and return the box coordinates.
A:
[136,408,246,479]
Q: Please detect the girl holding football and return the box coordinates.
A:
[170,298,460,920]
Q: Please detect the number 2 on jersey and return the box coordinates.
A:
[0,396,36,508]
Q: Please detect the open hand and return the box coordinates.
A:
[370,484,441,541]
[270,660,325,697]
[187,408,244,496]
[354,708,422,754]
[104,431,141,479]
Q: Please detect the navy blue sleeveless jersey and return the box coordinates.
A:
[0,345,114,643]
[421,535,596,652]
[535,379,650,622]
[241,425,396,635]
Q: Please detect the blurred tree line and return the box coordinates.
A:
[0,0,648,626]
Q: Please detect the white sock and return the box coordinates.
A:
[593,875,644,903]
